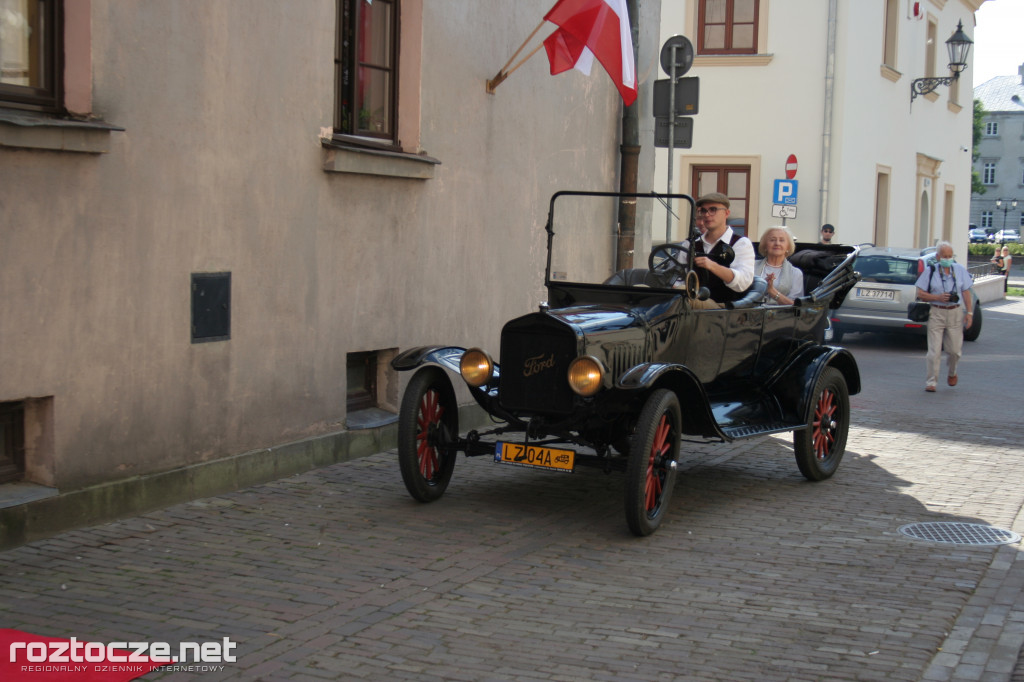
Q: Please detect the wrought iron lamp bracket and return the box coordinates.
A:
[910,74,958,102]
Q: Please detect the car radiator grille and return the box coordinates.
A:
[499,328,578,415]
[606,343,645,381]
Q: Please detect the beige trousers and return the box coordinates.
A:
[925,306,964,387]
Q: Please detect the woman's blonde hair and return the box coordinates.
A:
[758,226,796,258]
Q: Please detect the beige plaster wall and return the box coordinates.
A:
[0,1,642,490]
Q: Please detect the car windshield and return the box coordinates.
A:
[547,192,701,287]
[854,255,920,285]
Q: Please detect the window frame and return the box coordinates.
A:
[0,0,63,113]
[882,0,899,70]
[697,0,760,56]
[346,351,379,413]
[981,211,993,229]
[0,401,26,484]
[982,162,996,185]
[334,0,400,149]
[985,121,999,136]
[690,164,753,238]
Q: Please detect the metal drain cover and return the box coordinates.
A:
[899,522,1021,546]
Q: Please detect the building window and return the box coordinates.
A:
[335,0,398,144]
[981,211,993,229]
[982,162,996,185]
[925,18,937,79]
[347,351,379,412]
[692,165,751,237]
[0,0,62,112]
[0,401,25,484]
[698,0,758,55]
[985,121,998,136]
[882,0,899,69]
[874,168,891,246]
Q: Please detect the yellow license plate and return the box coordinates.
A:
[495,442,575,473]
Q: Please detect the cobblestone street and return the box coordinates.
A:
[2,299,1024,681]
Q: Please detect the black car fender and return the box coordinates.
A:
[391,345,468,374]
[772,346,861,424]
[392,345,522,423]
[615,363,722,438]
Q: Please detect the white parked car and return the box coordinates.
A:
[991,228,1020,243]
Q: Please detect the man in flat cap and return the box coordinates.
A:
[687,192,755,304]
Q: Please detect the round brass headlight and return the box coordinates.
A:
[460,348,494,388]
[568,356,604,397]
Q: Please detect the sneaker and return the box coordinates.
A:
[925,386,936,392]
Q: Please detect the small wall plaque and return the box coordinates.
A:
[191,272,231,343]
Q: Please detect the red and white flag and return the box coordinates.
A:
[542,0,637,106]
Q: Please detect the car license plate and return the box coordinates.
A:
[856,287,895,301]
[495,442,575,473]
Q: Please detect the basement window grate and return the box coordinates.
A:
[898,522,1021,546]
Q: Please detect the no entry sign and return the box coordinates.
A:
[785,154,798,180]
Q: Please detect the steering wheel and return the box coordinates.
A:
[648,243,690,288]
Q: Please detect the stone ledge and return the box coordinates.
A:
[322,141,440,179]
[973,274,1006,305]
[0,109,124,153]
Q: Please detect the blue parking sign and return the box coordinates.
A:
[773,179,798,205]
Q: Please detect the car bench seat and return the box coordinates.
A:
[725,276,768,309]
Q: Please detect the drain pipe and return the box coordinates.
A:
[819,0,837,228]
[616,0,641,271]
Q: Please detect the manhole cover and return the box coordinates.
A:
[898,522,1021,546]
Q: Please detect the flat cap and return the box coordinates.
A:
[696,192,730,208]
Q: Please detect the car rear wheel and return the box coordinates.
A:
[398,367,459,502]
[625,389,681,536]
[963,304,982,342]
[793,367,849,481]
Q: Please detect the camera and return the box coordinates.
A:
[948,292,959,303]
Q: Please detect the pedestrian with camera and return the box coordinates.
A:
[914,241,974,392]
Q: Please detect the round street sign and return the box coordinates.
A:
[785,154,798,180]
[660,35,694,76]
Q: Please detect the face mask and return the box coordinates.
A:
[939,258,954,267]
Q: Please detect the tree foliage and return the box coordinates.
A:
[971,99,986,196]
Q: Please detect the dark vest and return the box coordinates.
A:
[693,232,743,303]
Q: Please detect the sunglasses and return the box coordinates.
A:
[696,207,723,216]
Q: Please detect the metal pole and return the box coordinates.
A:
[665,45,677,242]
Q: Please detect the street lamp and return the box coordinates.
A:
[910,20,973,103]
[995,198,1018,246]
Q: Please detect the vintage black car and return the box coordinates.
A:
[392,191,862,536]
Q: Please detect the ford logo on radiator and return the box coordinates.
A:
[523,353,556,377]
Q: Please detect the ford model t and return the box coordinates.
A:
[392,191,861,536]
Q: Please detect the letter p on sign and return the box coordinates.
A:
[773,179,798,205]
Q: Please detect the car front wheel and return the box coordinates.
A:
[793,367,849,481]
[625,389,681,536]
[398,367,459,502]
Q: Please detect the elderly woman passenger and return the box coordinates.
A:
[756,226,804,305]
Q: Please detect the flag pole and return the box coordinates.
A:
[487,19,547,94]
